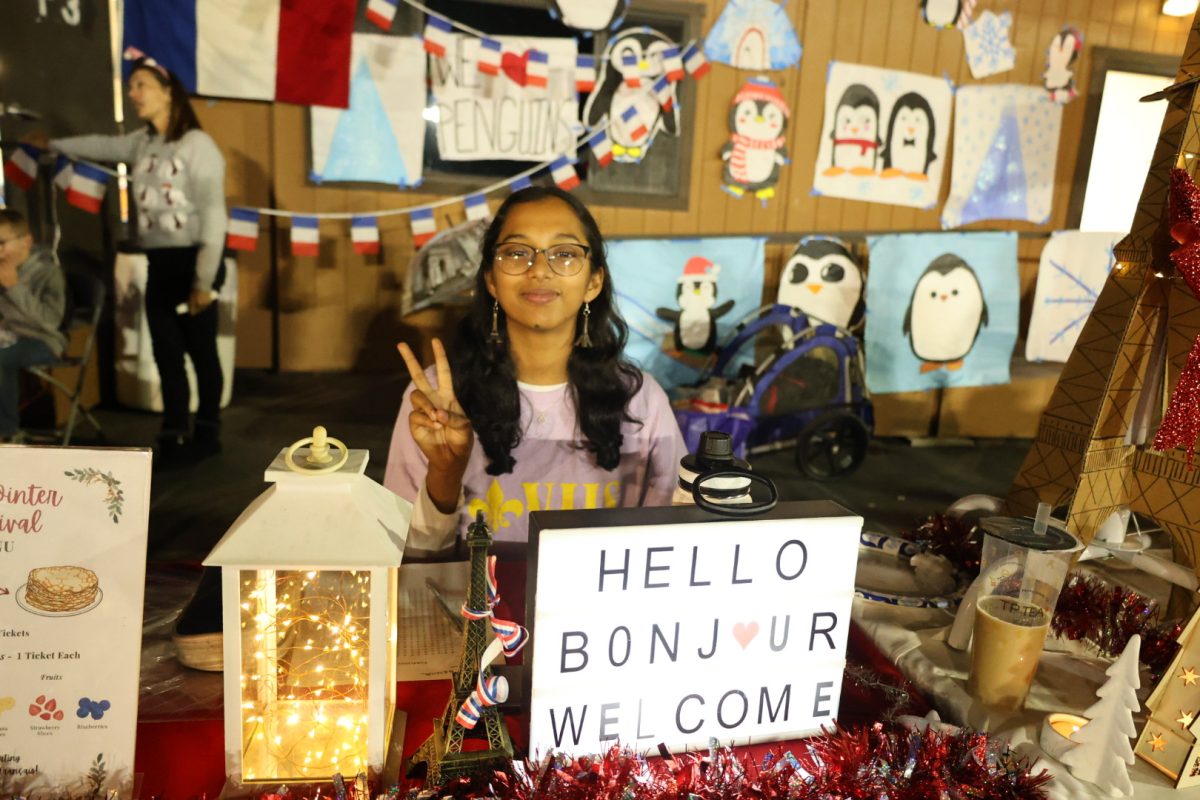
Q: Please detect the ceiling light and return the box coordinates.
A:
[1162,0,1198,17]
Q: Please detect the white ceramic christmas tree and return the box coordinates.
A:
[1061,634,1142,796]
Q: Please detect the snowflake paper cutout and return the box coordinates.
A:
[963,10,1016,79]
[1043,249,1113,346]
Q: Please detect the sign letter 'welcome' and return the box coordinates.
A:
[526,502,862,755]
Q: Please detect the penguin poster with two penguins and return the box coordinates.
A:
[863,232,1018,394]
[812,61,953,210]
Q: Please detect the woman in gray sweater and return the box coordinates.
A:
[49,57,227,463]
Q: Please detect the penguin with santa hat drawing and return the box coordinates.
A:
[656,256,735,354]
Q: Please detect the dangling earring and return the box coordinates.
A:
[575,302,593,348]
[489,300,502,343]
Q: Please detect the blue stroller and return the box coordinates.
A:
[673,304,874,480]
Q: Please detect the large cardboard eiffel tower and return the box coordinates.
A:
[408,513,514,784]
[1007,18,1200,570]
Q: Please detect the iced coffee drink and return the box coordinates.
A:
[968,594,1052,710]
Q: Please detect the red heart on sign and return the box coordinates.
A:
[501,50,529,86]
[732,621,759,649]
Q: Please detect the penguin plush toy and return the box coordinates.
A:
[656,256,735,353]
[547,0,629,32]
[721,77,790,203]
[903,253,988,373]
[778,237,865,329]
[583,27,679,164]
[880,91,937,181]
[823,84,881,177]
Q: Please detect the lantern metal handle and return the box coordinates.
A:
[285,426,350,475]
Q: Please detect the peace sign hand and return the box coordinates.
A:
[397,338,474,479]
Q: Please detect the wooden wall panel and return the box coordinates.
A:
[197,0,1191,388]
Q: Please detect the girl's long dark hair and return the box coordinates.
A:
[131,61,202,142]
[451,186,643,475]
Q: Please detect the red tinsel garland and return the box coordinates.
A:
[896,513,982,578]
[1051,572,1183,680]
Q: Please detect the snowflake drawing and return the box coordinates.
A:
[1043,253,1107,345]
[963,10,1016,79]
[1025,232,1124,363]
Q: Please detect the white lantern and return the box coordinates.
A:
[203,427,411,789]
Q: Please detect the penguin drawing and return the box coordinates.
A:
[823,84,881,177]
[1043,27,1083,104]
[880,92,937,181]
[921,0,963,28]
[547,0,629,32]
[583,27,679,164]
[902,253,988,373]
[721,77,790,203]
[778,237,864,330]
[656,256,736,353]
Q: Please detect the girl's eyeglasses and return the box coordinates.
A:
[493,243,590,276]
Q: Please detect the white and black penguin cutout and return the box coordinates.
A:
[1043,27,1082,104]
[823,84,881,177]
[778,237,864,330]
[656,256,736,353]
[921,0,963,28]
[903,253,988,372]
[880,91,936,181]
[583,26,679,164]
[721,77,790,204]
[547,0,629,32]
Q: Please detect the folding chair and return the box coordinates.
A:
[25,270,105,445]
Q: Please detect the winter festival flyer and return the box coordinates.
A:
[0,446,151,799]
[525,503,861,755]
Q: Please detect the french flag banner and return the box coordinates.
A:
[662,46,685,82]
[621,105,649,141]
[53,155,74,192]
[478,37,502,76]
[66,162,109,214]
[588,130,613,167]
[4,144,40,192]
[365,0,398,30]
[124,0,355,108]
[526,50,549,89]
[653,75,675,113]
[464,194,491,222]
[509,175,533,194]
[423,15,453,58]
[621,52,641,88]
[226,208,260,251]
[550,157,580,191]
[351,215,380,255]
[411,208,437,248]
[683,43,710,79]
[575,54,596,93]
[291,215,320,257]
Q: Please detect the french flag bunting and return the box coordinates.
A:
[575,54,596,93]
[365,0,397,30]
[423,15,453,58]
[478,37,502,76]
[464,193,491,222]
[4,144,40,192]
[53,155,75,192]
[66,162,109,214]
[662,46,685,82]
[351,215,380,255]
[621,105,648,141]
[683,43,710,79]
[226,208,260,251]
[410,207,436,247]
[621,52,641,88]
[588,130,613,167]
[291,215,320,256]
[124,0,355,108]
[509,175,532,194]
[549,156,580,191]
[526,49,549,88]
[653,75,675,113]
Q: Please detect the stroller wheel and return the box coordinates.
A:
[795,411,869,480]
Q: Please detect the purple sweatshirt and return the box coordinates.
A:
[384,371,687,553]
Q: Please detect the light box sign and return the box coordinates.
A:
[0,446,151,799]
[525,501,862,755]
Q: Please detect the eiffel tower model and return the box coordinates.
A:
[408,512,514,785]
[1007,17,1200,587]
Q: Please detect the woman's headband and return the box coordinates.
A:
[123,46,170,81]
